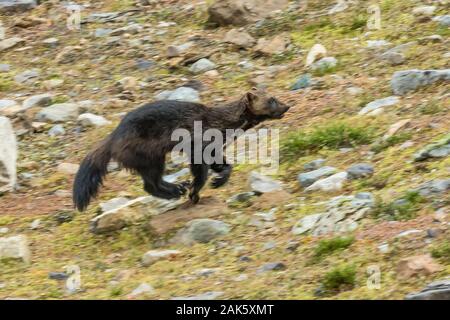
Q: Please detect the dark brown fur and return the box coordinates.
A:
[73,88,290,211]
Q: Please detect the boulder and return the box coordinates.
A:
[90,196,184,234]
[141,250,181,266]
[0,235,30,264]
[172,219,230,245]
[223,29,256,48]
[397,255,442,279]
[255,34,290,55]
[189,58,216,74]
[406,279,450,300]
[207,0,289,26]
[0,37,25,52]
[305,172,348,192]
[298,166,337,188]
[77,113,111,127]
[346,163,374,179]
[249,171,283,193]
[36,103,80,123]
[0,0,36,13]
[359,96,400,115]
[391,69,450,95]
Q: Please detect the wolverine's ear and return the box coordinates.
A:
[246,87,262,102]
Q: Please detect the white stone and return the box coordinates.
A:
[77,113,111,127]
[141,250,181,266]
[0,235,30,264]
[305,172,348,192]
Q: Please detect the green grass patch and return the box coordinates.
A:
[281,121,375,161]
[322,264,356,293]
[372,191,425,221]
[371,132,412,153]
[310,236,354,263]
[431,241,450,263]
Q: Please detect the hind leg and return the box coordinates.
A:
[138,158,187,200]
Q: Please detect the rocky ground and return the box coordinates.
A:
[0,0,449,300]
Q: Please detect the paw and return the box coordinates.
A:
[189,192,200,204]
[175,182,190,196]
[210,175,229,189]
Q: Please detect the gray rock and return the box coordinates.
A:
[226,192,255,208]
[155,87,200,103]
[412,6,436,16]
[415,179,450,198]
[110,24,143,36]
[346,163,374,179]
[48,124,65,136]
[0,37,25,52]
[290,74,313,90]
[94,28,113,37]
[391,69,450,95]
[418,35,443,44]
[292,213,322,235]
[42,37,59,48]
[304,159,326,171]
[0,99,19,112]
[207,0,289,26]
[22,93,52,110]
[310,57,337,72]
[167,42,193,58]
[91,196,183,234]
[141,250,181,266]
[223,29,255,48]
[359,96,400,115]
[298,166,337,188]
[0,235,30,264]
[305,172,348,192]
[0,64,11,72]
[0,0,36,13]
[171,291,223,300]
[173,219,230,245]
[99,197,130,213]
[406,279,450,300]
[77,113,111,127]
[53,211,75,225]
[367,40,391,48]
[414,134,450,161]
[249,171,283,193]
[30,219,40,230]
[36,103,80,123]
[257,262,286,273]
[189,58,216,74]
[14,69,40,84]
[48,272,69,281]
[380,51,405,65]
[128,283,155,297]
[433,15,450,27]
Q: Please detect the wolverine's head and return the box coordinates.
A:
[244,88,291,119]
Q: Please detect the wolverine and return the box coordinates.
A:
[73,88,290,211]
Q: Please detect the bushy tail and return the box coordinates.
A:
[73,138,112,211]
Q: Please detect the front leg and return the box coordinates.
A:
[189,163,209,204]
